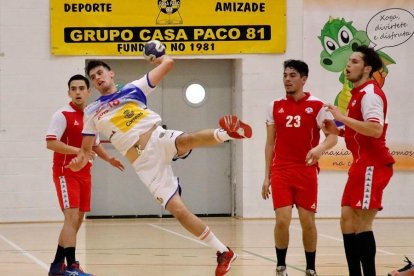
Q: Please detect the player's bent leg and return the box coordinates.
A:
[166,193,206,235]
[166,193,236,275]
[175,130,221,157]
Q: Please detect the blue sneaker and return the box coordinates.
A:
[64,261,94,276]
[48,262,66,275]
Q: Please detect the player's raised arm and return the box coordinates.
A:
[143,40,174,87]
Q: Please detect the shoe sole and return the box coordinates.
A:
[219,116,252,138]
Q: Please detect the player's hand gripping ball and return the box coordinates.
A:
[143,40,166,62]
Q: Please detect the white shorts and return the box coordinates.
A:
[132,126,187,207]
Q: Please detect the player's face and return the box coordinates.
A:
[345,52,370,86]
[283,67,306,95]
[68,80,90,108]
[88,66,115,94]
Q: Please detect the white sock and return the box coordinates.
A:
[198,226,228,253]
[214,128,233,142]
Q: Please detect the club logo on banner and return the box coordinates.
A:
[51,0,286,56]
[157,0,182,24]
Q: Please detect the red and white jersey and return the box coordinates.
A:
[266,92,333,169]
[345,80,394,166]
[46,102,98,173]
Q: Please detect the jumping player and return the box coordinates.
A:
[67,55,252,275]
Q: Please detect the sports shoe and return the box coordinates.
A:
[64,261,94,276]
[388,257,414,276]
[276,265,288,276]
[219,115,252,139]
[48,262,66,276]
[215,247,237,276]
[305,269,318,276]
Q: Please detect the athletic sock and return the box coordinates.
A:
[356,231,376,276]
[52,245,65,264]
[214,128,232,142]
[305,250,316,270]
[343,233,362,276]
[276,247,288,267]
[198,226,228,253]
[64,247,76,267]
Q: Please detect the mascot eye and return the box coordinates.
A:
[323,36,339,55]
[337,26,354,47]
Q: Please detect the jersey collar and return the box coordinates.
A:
[69,101,84,113]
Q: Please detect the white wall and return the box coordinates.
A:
[0,0,412,222]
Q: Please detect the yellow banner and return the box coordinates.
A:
[51,0,286,56]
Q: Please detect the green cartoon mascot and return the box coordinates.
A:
[319,17,395,114]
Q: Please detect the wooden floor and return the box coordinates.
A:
[0,217,412,275]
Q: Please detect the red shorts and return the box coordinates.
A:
[342,164,393,210]
[270,166,319,212]
[53,169,92,212]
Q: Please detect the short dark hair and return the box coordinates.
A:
[85,60,111,77]
[283,59,309,77]
[68,74,89,89]
[354,45,383,77]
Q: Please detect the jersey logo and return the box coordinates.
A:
[278,107,284,113]
[356,200,362,207]
[110,103,149,133]
[311,203,316,209]
[305,107,313,114]
[74,120,80,126]
[351,100,357,106]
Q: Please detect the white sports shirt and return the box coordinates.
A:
[82,74,162,154]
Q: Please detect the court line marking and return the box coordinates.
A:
[148,223,208,247]
[242,249,307,273]
[148,221,397,275]
[0,233,48,270]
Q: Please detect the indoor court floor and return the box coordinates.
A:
[0,217,413,275]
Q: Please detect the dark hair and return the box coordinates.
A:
[68,74,89,89]
[283,59,309,77]
[85,60,111,77]
[354,45,383,77]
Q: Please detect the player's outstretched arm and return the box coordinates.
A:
[66,136,95,172]
[93,144,125,171]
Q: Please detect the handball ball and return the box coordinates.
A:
[143,40,166,62]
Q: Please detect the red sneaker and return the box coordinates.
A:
[215,247,237,276]
[388,257,414,276]
[219,115,252,139]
